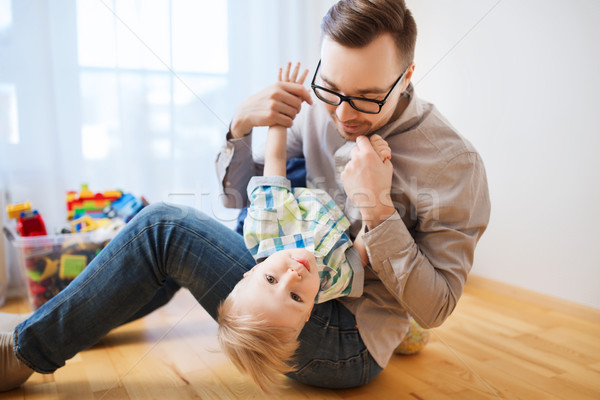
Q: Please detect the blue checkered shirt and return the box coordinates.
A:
[243,176,364,303]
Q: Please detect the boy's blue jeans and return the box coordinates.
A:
[13,203,381,389]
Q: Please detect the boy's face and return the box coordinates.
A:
[316,33,414,141]
[234,248,320,331]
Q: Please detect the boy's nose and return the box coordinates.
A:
[287,267,302,280]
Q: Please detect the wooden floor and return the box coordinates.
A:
[1,275,599,400]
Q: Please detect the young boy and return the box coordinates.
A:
[217,63,392,392]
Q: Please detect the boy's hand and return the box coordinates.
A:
[230,63,312,138]
[279,62,309,86]
[341,135,395,229]
[263,63,310,177]
[369,134,392,162]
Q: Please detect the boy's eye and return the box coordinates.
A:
[291,292,303,303]
[265,275,277,284]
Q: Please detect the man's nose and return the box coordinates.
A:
[335,100,360,122]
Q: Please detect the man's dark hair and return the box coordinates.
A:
[321,0,417,65]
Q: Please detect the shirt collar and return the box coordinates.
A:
[372,83,424,140]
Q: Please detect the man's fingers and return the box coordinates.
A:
[280,81,313,105]
[271,113,294,128]
[355,135,374,151]
[277,90,305,111]
[274,101,301,120]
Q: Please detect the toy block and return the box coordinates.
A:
[60,254,88,279]
[7,202,32,219]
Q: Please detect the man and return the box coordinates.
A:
[217,0,490,388]
[1,0,489,392]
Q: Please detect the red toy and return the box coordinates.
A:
[6,202,48,237]
[16,210,47,237]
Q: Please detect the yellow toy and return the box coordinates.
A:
[6,202,32,219]
[70,216,110,233]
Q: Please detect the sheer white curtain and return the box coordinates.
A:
[0,0,333,228]
[0,0,334,294]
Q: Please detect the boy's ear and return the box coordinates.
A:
[305,304,315,322]
[243,264,260,277]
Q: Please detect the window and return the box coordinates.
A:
[0,0,325,227]
[75,0,231,209]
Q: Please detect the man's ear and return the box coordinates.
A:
[401,63,415,92]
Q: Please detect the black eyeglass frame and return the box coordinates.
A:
[310,59,411,114]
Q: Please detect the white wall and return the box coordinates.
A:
[407,0,600,308]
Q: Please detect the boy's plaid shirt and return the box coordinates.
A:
[243,176,358,303]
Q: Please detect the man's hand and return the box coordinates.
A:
[230,76,313,139]
[341,135,395,230]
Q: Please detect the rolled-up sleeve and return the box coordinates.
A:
[215,132,258,209]
[363,152,490,329]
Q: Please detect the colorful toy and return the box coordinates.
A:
[5,185,148,309]
[70,216,111,233]
[59,254,87,279]
[7,202,48,237]
[27,257,58,282]
[6,202,32,219]
[21,236,112,309]
[66,184,122,220]
[103,193,149,222]
[17,210,47,237]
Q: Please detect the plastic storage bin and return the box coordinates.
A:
[4,227,120,310]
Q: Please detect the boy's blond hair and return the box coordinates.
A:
[217,294,301,393]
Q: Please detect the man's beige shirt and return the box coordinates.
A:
[216,85,491,367]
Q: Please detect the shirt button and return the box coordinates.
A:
[226,147,232,155]
[337,166,344,173]
[226,181,231,186]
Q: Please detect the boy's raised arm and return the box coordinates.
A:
[263,63,309,177]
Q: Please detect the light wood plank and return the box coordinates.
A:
[1,275,599,399]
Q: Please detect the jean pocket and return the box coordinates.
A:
[290,350,380,389]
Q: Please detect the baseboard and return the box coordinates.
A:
[466,274,600,324]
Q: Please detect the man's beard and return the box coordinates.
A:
[330,114,371,141]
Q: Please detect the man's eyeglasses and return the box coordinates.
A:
[310,59,410,114]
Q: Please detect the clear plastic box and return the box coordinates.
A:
[4,227,120,310]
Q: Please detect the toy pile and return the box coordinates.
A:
[4,185,148,309]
